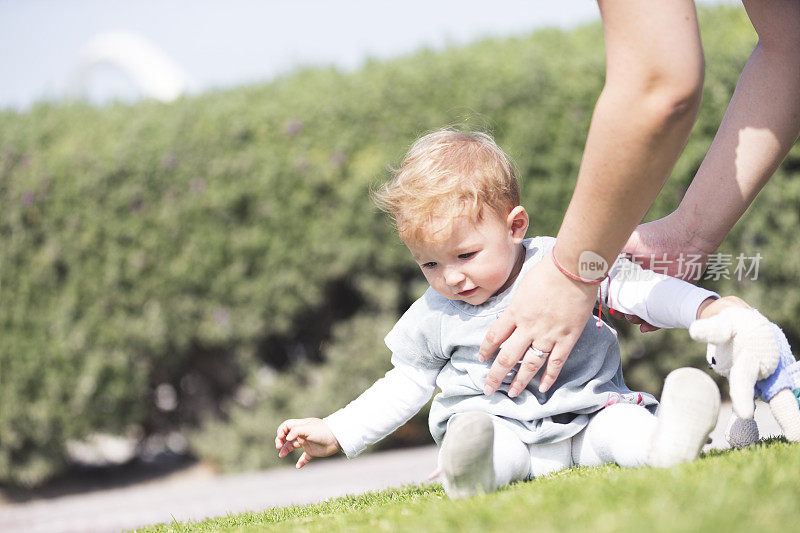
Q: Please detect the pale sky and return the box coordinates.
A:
[0,0,739,110]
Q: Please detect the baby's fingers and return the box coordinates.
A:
[276,419,301,449]
[296,452,312,469]
[275,430,288,450]
[285,425,308,444]
[279,434,306,458]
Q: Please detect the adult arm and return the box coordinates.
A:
[481,0,705,397]
[624,0,800,278]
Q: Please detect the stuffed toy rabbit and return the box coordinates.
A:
[690,307,800,447]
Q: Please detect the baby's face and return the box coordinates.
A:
[403,210,525,305]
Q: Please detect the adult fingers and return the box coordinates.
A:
[538,338,578,393]
[623,313,644,325]
[621,313,659,332]
[483,329,536,395]
[478,311,517,363]
[639,322,661,333]
[508,345,552,398]
[296,452,312,469]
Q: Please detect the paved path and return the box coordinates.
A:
[0,401,783,533]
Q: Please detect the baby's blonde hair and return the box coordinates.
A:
[373,129,520,242]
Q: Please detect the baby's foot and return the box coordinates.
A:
[440,411,494,499]
[648,367,720,468]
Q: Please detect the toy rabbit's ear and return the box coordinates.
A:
[690,314,735,346]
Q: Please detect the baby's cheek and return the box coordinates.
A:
[481,265,509,290]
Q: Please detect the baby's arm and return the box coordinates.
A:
[694,295,751,320]
[609,258,790,424]
[275,356,438,468]
[606,258,720,329]
[608,258,761,328]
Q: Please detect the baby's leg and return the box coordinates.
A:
[528,439,573,477]
[572,403,656,468]
[439,411,530,498]
[574,368,720,469]
[490,416,535,487]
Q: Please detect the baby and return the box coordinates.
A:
[276,129,758,498]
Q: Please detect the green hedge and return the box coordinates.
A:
[1,6,798,486]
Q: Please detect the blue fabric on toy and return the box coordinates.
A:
[754,356,800,401]
[753,324,800,403]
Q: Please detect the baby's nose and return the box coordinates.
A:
[443,267,466,286]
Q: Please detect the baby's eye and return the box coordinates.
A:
[421,262,437,269]
[458,252,476,260]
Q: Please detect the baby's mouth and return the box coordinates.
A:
[458,287,478,297]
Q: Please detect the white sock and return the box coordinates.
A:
[572,403,656,468]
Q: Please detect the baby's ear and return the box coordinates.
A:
[507,206,529,241]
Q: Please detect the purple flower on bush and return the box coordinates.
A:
[161,153,178,171]
[329,151,346,169]
[284,118,304,137]
[213,307,230,326]
[22,189,35,207]
[190,178,207,195]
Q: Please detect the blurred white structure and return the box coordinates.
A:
[67,31,190,103]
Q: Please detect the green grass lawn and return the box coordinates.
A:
[137,439,799,533]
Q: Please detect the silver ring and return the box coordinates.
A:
[529,346,550,359]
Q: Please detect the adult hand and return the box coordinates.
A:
[620,212,716,333]
[619,313,661,334]
[622,212,713,282]
[478,254,598,397]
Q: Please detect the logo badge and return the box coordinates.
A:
[577,251,608,281]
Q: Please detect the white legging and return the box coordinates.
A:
[440,404,658,489]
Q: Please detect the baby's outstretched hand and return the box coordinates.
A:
[275,418,341,469]
[689,307,780,420]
